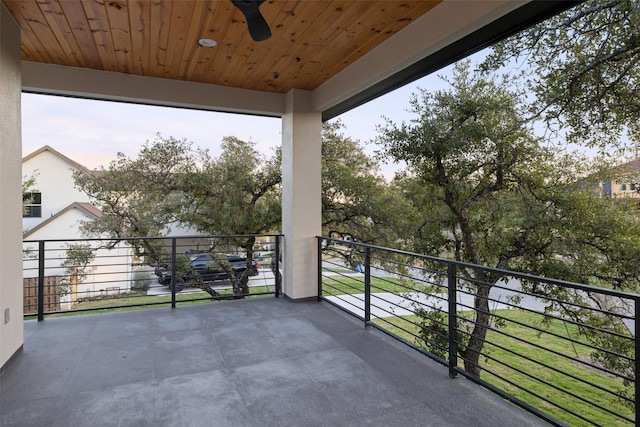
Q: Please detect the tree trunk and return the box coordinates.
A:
[461,280,492,377]
[237,236,256,295]
[193,281,220,298]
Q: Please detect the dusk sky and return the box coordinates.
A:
[21,59,457,180]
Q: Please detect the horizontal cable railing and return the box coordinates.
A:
[23,234,282,319]
[317,236,638,427]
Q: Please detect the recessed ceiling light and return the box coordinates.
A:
[198,38,217,47]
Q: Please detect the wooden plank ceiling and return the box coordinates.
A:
[3,0,441,94]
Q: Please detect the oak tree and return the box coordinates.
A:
[376,61,640,377]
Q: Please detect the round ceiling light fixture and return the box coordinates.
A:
[198,38,217,47]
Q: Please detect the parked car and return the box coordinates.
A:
[155,253,259,291]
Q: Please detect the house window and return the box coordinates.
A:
[620,183,627,191]
[630,183,636,191]
[23,192,42,217]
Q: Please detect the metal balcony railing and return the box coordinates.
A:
[22,234,282,319]
[318,236,638,427]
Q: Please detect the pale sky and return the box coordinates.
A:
[21,63,455,180]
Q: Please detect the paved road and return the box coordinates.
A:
[324,274,550,319]
[146,268,276,295]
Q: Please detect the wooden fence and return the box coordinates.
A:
[23,276,60,315]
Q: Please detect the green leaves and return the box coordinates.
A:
[378,61,543,265]
[483,0,640,150]
[183,136,281,237]
[321,121,415,247]
[59,243,95,296]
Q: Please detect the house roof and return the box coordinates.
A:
[601,158,640,181]
[22,145,93,174]
[618,159,640,175]
[23,202,102,239]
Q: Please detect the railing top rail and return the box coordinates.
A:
[24,233,284,245]
[318,236,640,300]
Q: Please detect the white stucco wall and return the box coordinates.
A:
[0,3,24,368]
[22,149,90,232]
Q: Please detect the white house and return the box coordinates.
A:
[600,158,640,199]
[22,145,94,232]
[22,146,133,305]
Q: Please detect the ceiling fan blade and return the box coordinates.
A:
[231,0,272,42]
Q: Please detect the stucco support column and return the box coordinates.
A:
[0,2,24,368]
[281,89,322,299]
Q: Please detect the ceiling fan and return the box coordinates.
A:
[230,0,272,42]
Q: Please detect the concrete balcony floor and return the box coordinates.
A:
[0,298,546,426]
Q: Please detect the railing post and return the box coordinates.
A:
[447,263,458,378]
[317,237,323,301]
[37,240,45,321]
[635,297,639,427]
[364,247,371,326]
[274,235,281,297]
[171,238,177,309]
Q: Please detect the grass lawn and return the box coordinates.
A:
[374,309,634,427]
